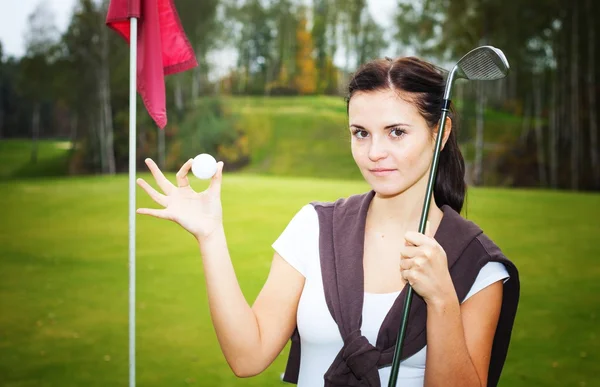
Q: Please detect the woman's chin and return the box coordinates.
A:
[368,181,407,198]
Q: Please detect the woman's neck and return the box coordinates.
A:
[368,183,444,235]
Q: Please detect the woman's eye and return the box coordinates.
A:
[353,129,368,139]
[391,128,406,137]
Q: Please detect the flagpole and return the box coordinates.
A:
[129,16,138,387]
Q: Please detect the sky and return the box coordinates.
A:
[0,0,398,73]
[0,0,77,57]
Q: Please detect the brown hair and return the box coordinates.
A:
[346,57,466,213]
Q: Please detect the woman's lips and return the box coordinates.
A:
[369,168,396,177]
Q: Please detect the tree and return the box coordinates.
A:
[586,0,599,189]
[312,0,329,93]
[473,81,486,185]
[570,2,579,190]
[392,0,600,191]
[355,10,385,67]
[21,1,60,163]
[294,9,317,94]
[177,0,220,100]
[228,0,275,94]
[0,42,4,139]
[97,0,116,174]
[61,0,123,174]
[533,74,547,186]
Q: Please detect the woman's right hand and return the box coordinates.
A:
[136,158,225,242]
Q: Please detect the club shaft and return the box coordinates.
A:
[387,104,450,386]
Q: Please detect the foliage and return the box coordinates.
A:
[293,9,317,94]
[0,139,71,179]
[0,95,527,184]
[393,0,600,190]
[170,98,249,170]
[1,0,598,190]
[175,0,222,98]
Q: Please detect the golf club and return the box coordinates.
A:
[387,45,510,386]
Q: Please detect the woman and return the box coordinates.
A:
[136,56,519,387]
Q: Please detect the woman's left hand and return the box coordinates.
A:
[399,223,457,306]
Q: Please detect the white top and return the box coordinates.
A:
[272,204,510,387]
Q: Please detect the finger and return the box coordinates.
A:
[137,178,168,207]
[145,158,175,194]
[400,256,428,271]
[403,245,433,260]
[404,231,433,247]
[136,207,169,219]
[176,159,194,188]
[399,257,414,270]
[425,220,433,238]
[401,269,416,286]
[399,245,421,259]
[208,161,224,195]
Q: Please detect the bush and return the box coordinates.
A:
[167,98,250,171]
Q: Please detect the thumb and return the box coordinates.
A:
[208,161,224,195]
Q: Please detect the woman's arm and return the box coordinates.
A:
[136,158,305,377]
[200,226,305,377]
[423,281,503,387]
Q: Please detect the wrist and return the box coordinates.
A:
[196,224,225,246]
[426,290,459,311]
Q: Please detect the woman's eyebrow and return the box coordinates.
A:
[350,123,411,129]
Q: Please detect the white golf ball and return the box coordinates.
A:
[191,153,217,179]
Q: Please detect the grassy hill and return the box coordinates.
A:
[0,96,523,182]
[223,96,360,179]
[1,98,596,386]
[0,139,72,180]
[0,168,599,386]
[223,95,523,180]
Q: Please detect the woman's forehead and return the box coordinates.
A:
[348,90,422,126]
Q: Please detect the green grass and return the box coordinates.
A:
[223,95,523,181]
[0,139,72,180]
[224,96,360,179]
[0,100,590,386]
[0,96,524,182]
[1,172,599,387]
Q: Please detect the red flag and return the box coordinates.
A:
[106,0,197,129]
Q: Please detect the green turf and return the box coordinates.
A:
[0,172,598,386]
[223,95,523,181]
[224,96,360,180]
[0,100,594,386]
[0,139,72,180]
[0,96,523,182]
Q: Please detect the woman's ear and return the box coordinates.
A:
[435,116,452,150]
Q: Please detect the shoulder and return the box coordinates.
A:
[311,191,375,217]
[439,206,519,298]
[462,222,515,273]
[439,205,513,268]
[272,204,319,277]
[279,190,371,232]
[284,204,319,229]
[463,261,511,302]
[310,192,362,210]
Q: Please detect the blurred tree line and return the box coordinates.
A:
[395,0,599,190]
[0,0,598,190]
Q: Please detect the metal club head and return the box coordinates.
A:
[444,46,510,99]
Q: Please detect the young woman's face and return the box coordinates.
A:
[348,89,435,197]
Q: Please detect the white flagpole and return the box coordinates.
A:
[129,17,138,387]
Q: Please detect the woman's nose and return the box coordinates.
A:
[368,137,388,161]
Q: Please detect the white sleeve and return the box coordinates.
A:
[271,204,318,277]
[462,261,510,303]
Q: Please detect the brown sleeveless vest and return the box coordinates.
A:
[283,191,520,387]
